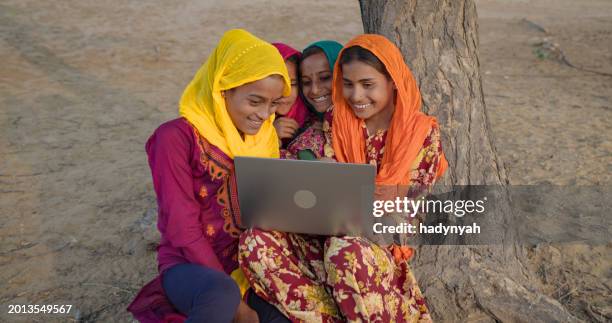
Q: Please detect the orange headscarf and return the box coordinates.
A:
[332,34,448,186]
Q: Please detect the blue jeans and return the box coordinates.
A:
[162,263,289,323]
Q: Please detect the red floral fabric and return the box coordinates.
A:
[282,109,335,160]
[239,124,443,322]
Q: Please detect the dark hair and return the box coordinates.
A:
[286,54,299,66]
[301,46,324,61]
[339,46,390,79]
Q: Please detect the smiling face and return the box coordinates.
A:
[300,51,333,113]
[276,58,298,116]
[224,75,285,136]
[341,60,395,121]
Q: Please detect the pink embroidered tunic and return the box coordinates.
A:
[128,118,243,322]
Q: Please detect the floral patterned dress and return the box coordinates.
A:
[281,109,335,160]
[239,124,443,323]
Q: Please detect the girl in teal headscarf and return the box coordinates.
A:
[281,40,343,160]
[300,40,343,119]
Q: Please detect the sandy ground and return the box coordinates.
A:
[0,0,610,322]
[478,1,611,320]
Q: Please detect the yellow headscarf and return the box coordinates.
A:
[179,29,291,158]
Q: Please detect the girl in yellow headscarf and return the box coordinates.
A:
[128,29,291,323]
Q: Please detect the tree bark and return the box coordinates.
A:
[359,1,579,322]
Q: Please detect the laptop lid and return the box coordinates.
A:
[234,157,376,236]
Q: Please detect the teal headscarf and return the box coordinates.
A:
[302,40,343,120]
[304,40,343,71]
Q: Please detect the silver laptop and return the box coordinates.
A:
[234,157,376,236]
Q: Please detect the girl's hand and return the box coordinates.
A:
[274,117,299,140]
[233,300,259,323]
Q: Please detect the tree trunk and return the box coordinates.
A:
[359,1,579,322]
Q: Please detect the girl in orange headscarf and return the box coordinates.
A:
[240,34,446,323]
[333,34,447,195]
[332,33,448,320]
